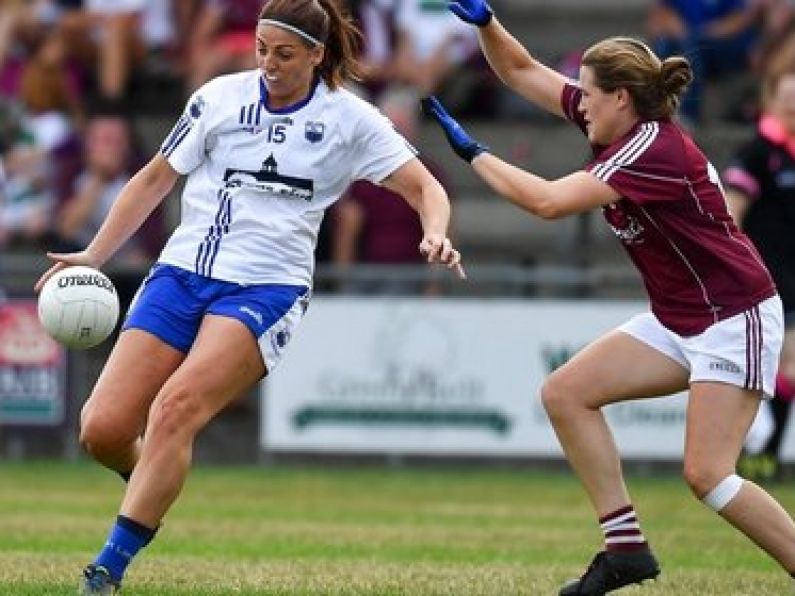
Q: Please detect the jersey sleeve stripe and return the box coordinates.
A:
[592,122,658,181]
[161,115,193,156]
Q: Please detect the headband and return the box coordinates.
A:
[258,18,323,46]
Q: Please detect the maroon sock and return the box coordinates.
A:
[600,505,648,553]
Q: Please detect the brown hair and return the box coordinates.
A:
[259,0,363,90]
[581,37,693,120]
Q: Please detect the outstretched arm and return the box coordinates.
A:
[381,157,466,278]
[472,154,619,218]
[35,154,179,290]
[423,96,619,218]
[449,0,570,118]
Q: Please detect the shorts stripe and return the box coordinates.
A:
[745,306,762,391]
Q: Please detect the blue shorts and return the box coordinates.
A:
[123,264,309,372]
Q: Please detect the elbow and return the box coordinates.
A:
[526,196,563,220]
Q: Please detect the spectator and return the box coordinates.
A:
[392,0,478,97]
[0,98,61,249]
[19,28,84,134]
[55,0,181,104]
[332,86,454,294]
[0,1,84,101]
[724,65,795,481]
[55,114,140,259]
[750,0,795,73]
[54,110,159,308]
[647,0,759,123]
[186,0,260,90]
[347,0,398,100]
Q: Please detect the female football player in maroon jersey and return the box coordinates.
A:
[425,1,795,594]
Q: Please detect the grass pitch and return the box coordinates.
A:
[0,461,792,594]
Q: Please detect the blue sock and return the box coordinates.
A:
[94,515,156,582]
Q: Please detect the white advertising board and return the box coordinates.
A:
[262,297,691,459]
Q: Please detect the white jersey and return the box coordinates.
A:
[157,70,416,286]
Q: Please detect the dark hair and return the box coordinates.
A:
[259,0,363,89]
[581,37,693,120]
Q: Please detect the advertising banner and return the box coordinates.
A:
[263,298,691,460]
[0,301,66,426]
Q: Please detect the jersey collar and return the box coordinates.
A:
[259,75,320,114]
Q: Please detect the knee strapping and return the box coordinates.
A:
[702,474,744,511]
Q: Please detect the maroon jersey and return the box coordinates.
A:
[562,83,775,336]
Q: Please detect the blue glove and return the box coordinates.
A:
[448,0,493,26]
[421,96,488,163]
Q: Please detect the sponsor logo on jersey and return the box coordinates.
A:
[604,204,645,244]
[223,154,314,201]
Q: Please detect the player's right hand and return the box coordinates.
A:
[34,250,101,293]
[421,96,488,164]
[419,235,467,280]
[448,0,493,27]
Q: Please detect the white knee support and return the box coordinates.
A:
[702,474,744,511]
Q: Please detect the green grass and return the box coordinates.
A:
[0,461,793,594]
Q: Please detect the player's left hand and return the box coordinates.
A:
[448,0,493,27]
[421,96,488,164]
[419,235,467,280]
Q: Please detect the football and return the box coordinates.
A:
[37,266,120,349]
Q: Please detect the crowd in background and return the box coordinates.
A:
[0,0,794,270]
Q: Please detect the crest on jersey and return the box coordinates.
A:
[305,121,325,143]
[189,95,206,120]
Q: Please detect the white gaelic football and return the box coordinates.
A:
[37,266,120,349]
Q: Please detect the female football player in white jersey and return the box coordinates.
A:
[423,1,795,595]
[34,0,464,592]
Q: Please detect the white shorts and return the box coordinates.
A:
[618,296,784,398]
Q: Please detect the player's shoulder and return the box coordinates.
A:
[193,71,257,105]
[596,119,695,180]
[323,84,381,118]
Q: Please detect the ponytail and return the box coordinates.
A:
[259,0,363,89]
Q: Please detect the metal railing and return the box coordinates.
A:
[2,252,643,299]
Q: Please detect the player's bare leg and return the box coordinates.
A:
[542,330,688,515]
[80,315,265,593]
[80,329,185,476]
[541,330,689,594]
[685,382,795,572]
[121,314,265,527]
